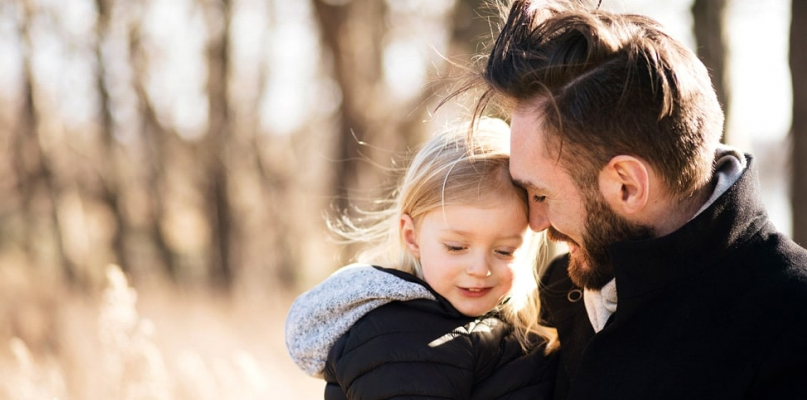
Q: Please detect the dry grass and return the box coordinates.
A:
[0,264,324,400]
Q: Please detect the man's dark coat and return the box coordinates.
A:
[541,156,807,399]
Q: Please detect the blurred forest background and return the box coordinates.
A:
[0,0,803,398]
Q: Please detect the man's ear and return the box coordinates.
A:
[400,214,420,258]
[599,155,650,215]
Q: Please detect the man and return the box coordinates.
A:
[460,0,807,398]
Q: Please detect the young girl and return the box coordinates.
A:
[285,119,558,399]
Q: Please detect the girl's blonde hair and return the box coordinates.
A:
[330,118,557,350]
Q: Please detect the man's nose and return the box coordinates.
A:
[529,202,551,232]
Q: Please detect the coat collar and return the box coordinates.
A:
[609,154,771,301]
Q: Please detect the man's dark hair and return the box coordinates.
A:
[459,0,724,198]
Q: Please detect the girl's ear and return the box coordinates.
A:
[599,155,650,215]
[400,214,420,258]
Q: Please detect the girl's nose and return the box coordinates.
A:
[465,256,492,277]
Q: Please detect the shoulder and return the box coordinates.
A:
[765,232,807,283]
[740,229,807,307]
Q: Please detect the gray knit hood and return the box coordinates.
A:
[285,263,436,377]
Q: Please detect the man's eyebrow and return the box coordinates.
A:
[512,178,539,190]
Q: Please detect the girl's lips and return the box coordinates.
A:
[459,287,492,298]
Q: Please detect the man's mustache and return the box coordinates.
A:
[547,226,578,248]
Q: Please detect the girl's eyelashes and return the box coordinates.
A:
[443,243,519,257]
[495,249,516,258]
[532,194,547,203]
[443,243,467,252]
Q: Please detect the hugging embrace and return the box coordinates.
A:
[286,0,807,399]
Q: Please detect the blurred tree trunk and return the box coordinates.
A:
[692,0,731,144]
[312,0,387,215]
[12,1,38,264]
[94,0,131,272]
[452,0,495,56]
[791,0,807,247]
[247,4,296,286]
[255,138,296,286]
[15,0,79,286]
[202,0,235,290]
[310,0,392,271]
[128,16,177,281]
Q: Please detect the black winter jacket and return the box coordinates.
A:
[540,154,807,399]
[323,268,557,400]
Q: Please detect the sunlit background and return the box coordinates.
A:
[0,0,797,398]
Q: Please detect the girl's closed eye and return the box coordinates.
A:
[495,248,517,258]
[443,243,467,252]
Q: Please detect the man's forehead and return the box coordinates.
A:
[510,109,550,160]
[510,107,548,146]
[508,117,562,194]
[510,152,552,193]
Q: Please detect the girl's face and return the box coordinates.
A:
[401,194,531,317]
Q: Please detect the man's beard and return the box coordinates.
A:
[548,192,654,290]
